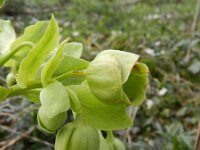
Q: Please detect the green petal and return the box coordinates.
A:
[98,50,139,83]
[40,81,70,118]
[37,107,66,133]
[123,62,149,106]
[0,19,16,52]
[68,85,132,130]
[86,54,123,104]
[63,42,83,58]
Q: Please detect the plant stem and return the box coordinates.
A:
[55,70,86,81]
[184,0,200,63]
[8,70,86,97]
[106,131,114,142]
[195,122,200,150]
[0,41,35,67]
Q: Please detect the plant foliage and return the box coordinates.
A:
[0,15,149,149]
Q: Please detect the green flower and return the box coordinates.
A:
[86,50,149,106]
[55,118,100,150]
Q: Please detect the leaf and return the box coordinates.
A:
[86,54,123,104]
[66,87,82,113]
[16,16,59,88]
[188,61,200,74]
[5,21,48,67]
[0,86,11,101]
[123,63,149,106]
[0,19,16,52]
[68,85,132,130]
[0,0,5,8]
[53,56,89,77]
[60,76,86,86]
[40,81,70,118]
[98,50,139,83]
[63,42,83,58]
[41,39,69,86]
[23,89,40,103]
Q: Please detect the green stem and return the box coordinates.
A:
[55,70,86,81]
[8,70,86,97]
[0,41,35,67]
[106,131,114,142]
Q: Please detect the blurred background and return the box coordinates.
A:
[0,0,200,149]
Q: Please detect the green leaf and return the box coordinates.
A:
[53,56,89,78]
[63,42,83,58]
[0,0,5,8]
[123,63,149,106]
[23,89,40,103]
[68,85,132,130]
[40,81,70,118]
[98,50,139,83]
[66,87,82,113]
[0,19,16,52]
[41,39,69,86]
[5,21,48,67]
[60,76,86,86]
[16,16,59,88]
[0,86,11,101]
[86,54,123,104]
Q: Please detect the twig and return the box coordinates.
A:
[191,0,200,35]
[0,125,54,148]
[195,122,200,150]
[125,107,139,144]
[185,0,200,63]
[0,126,34,150]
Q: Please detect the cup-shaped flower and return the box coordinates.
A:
[123,62,149,106]
[86,50,149,106]
[108,138,126,150]
[37,107,66,133]
[37,81,70,133]
[86,53,123,104]
[55,118,100,150]
[106,131,126,150]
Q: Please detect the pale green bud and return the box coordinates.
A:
[86,53,123,104]
[110,138,126,150]
[106,131,126,150]
[6,73,16,86]
[86,50,149,106]
[55,119,100,150]
[98,131,110,150]
[37,107,66,133]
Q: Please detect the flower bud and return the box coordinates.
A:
[37,107,66,133]
[106,131,126,150]
[6,73,16,86]
[86,50,148,106]
[110,138,126,150]
[55,119,100,150]
[98,131,110,150]
[86,53,123,104]
[86,50,141,105]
